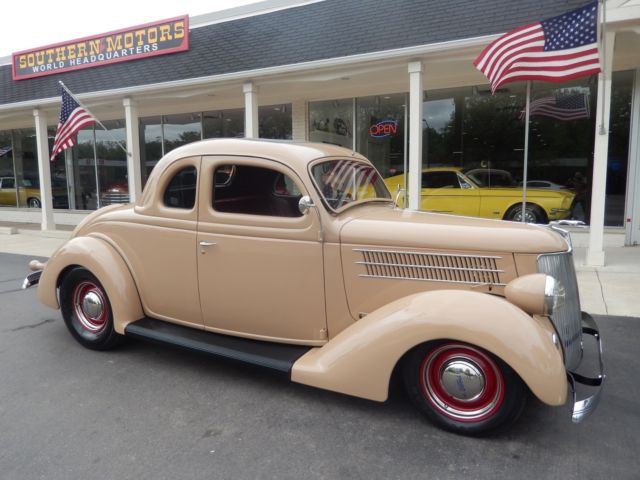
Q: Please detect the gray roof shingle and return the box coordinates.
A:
[0,0,589,105]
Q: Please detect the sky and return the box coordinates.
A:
[1,0,263,57]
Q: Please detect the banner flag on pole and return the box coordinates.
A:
[473,1,600,93]
[50,88,97,161]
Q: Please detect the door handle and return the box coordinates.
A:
[199,240,216,253]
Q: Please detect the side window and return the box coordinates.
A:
[3,178,15,188]
[163,166,197,209]
[422,171,460,189]
[212,164,302,218]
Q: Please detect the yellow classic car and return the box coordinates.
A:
[0,176,43,208]
[384,168,575,224]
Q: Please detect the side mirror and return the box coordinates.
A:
[298,195,315,215]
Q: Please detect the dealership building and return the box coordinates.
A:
[0,0,639,265]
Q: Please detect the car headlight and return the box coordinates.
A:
[505,273,564,316]
[544,275,565,315]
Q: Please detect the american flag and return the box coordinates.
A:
[50,89,96,161]
[519,92,591,121]
[474,2,600,93]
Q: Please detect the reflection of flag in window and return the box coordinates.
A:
[519,93,590,121]
[0,145,12,157]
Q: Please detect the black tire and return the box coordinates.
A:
[59,267,123,350]
[27,197,41,208]
[504,203,547,224]
[402,341,527,436]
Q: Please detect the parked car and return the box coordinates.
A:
[24,139,603,436]
[0,176,43,207]
[100,182,130,206]
[0,176,68,208]
[385,167,575,224]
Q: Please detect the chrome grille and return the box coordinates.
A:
[354,249,504,285]
[537,251,582,370]
[101,192,130,206]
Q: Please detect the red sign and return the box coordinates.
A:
[12,16,189,81]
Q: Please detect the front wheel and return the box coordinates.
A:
[59,267,123,350]
[403,341,527,436]
[27,197,41,208]
[504,203,546,224]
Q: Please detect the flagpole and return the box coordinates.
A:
[58,81,130,157]
[521,80,531,223]
[598,0,607,135]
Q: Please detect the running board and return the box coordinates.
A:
[124,318,311,378]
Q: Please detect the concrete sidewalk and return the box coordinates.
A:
[1,224,639,317]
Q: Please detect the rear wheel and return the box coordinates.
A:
[27,197,41,208]
[403,341,527,436]
[59,267,123,350]
[504,203,546,224]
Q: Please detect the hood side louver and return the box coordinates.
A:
[354,248,505,286]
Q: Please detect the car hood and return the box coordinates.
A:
[339,207,568,254]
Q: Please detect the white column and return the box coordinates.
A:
[33,108,55,230]
[587,31,615,266]
[408,61,424,210]
[243,82,259,139]
[123,97,142,203]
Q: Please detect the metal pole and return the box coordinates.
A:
[521,80,531,223]
[599,0,607,135]
[58,81,130,156]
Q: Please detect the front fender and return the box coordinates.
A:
[291,289,566,406]
[37,235,144,334]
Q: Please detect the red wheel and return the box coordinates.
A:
[60,268,123,350]
[404,341,526,435]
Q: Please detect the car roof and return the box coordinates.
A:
[155,138,366,172]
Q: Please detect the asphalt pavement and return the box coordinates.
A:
[1,252,639,480]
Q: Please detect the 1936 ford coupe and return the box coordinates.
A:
[24,139,604,435]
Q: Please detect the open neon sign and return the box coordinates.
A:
[369,119,398,138]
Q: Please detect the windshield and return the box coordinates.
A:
[311,159,392,211]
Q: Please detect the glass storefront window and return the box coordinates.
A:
[203,109,244,138]
[96,120,128,206]
[71,127,98,210]
[0,131,16,207]
[309,98,353,149]
[259,104,292,139]
[12,129,39,208]
[356,94,406,178]
[140,116,163,186]
[606,70,634,227]
[163,113,202,153]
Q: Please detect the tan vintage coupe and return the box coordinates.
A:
[23,139,604,435]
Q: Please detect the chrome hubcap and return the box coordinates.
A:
[73,281,108,333]
[420,343,505,422]
[439,359,485,402]
[81,291,104,320]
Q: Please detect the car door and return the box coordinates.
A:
[196,156,327,345]
[420,171,480,216]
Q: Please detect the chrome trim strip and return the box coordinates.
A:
[358,273,506,286]
[353,248,502,260]
[355,261,503,274]
[568,312,605,423]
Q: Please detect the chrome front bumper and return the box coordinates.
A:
[567,312,605,423]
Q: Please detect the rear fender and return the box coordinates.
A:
[291,289,566,405]
[37,235,143,334]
